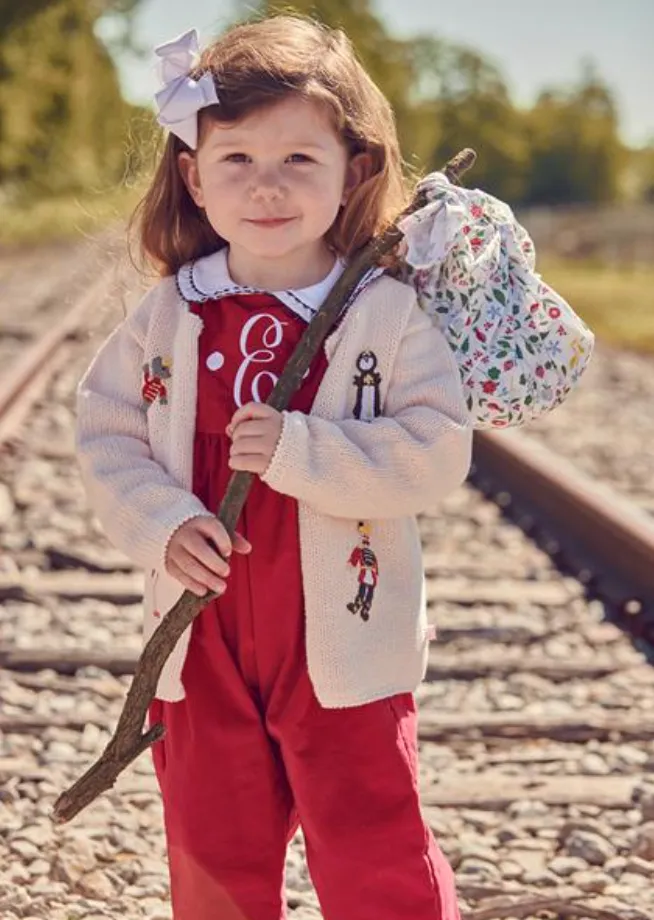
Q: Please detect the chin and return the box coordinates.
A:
[238,239,307,258]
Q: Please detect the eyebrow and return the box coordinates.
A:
[207,138,329,151]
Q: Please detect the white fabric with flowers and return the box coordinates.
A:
[397,172,594,429]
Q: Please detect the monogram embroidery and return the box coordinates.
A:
[233,313,288,407]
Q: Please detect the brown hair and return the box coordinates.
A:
[130,14,413,277]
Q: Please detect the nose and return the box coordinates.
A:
[249,166,285,202]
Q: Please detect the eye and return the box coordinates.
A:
[287,153,313,164]
[223,153,250,163]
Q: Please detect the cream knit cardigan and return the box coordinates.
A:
[76,272,472,705]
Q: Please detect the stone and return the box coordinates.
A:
[579,752,611,775]
[52,838,96,884]
[573,869,612,892]
[8,838,40,861]
[8,863,31,884]
[506,800,549,819]
[0,483,15,526]
[457,857,502,881]
[604,855,628,878]
[498,859,524,880]
[624,855,654,877]
[143,905,173,920]
[521,869,559,886]
[617,871,651,890]
[27,858,51,877]
[549,855,588,877]
[564,829,617,865]
[616,744,649,767]
[637,789,654,821]
[12,823,52,847]
[631,822,654,861]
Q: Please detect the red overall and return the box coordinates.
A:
[149,292,460,920]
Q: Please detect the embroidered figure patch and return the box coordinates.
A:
[142,356,172,409]
[352,351,382,421]
[347,521,379,622]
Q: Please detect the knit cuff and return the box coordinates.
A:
[260,409,296,490]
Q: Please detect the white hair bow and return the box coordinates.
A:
[154,28,219,149]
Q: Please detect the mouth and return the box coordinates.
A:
[246,217,295,228]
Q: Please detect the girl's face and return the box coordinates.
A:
[178,96,369,286]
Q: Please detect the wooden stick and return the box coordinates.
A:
[52,148,476,823]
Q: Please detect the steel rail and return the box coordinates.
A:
[473,429,654,629]
[0,266,118,446]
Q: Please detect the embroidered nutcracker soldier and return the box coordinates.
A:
[142,356,172,409]
[347,521,379,621]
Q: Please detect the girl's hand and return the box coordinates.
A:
[227,402,283,475]
[165,515,251,597]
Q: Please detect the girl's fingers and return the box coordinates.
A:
[229,455,265,474]
[229,402,274,427]
[232,531,252,554]
[166,558,210,598]
[229,420,270,439]
[185,531,231,577]
[229,440,267,459]
[191,515,233,558]
[173,548,227,595]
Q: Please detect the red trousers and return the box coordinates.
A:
[149,601,460,920]
[149,292,460,919]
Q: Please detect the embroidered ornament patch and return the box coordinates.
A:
[347,521,379,622]
[142,356,172,409]
[352,351,382,421]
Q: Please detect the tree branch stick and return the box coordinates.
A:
[52,148,476,824]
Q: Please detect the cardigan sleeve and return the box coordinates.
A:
[75,288,207,572]
[261,300,472,519]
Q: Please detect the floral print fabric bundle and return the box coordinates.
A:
[398,172,595,429]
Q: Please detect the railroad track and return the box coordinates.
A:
[1,256,653,920]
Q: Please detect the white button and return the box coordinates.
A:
[206,351,225,371]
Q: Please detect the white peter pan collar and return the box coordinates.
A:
[177,247,384,323]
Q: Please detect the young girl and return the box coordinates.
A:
[76,14,592,920]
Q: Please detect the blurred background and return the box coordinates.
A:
[1,0,653,350]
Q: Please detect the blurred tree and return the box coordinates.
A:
[408,37,530,202]
[0,0,145,197]
[0,1,55,35]
[524,63,626,205]
[0,1,141,42]
[624,143,654,202]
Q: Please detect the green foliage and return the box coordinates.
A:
[623,144,654,202]
[523,65,626,205]
[0,0,144,199]
[408,37,530,202]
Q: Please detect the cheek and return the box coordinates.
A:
[201,174,244,217]
[203,171,237,195]
[297,171,344,206]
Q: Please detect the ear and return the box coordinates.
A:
[178,151,205,208]
[341,151,373,206]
